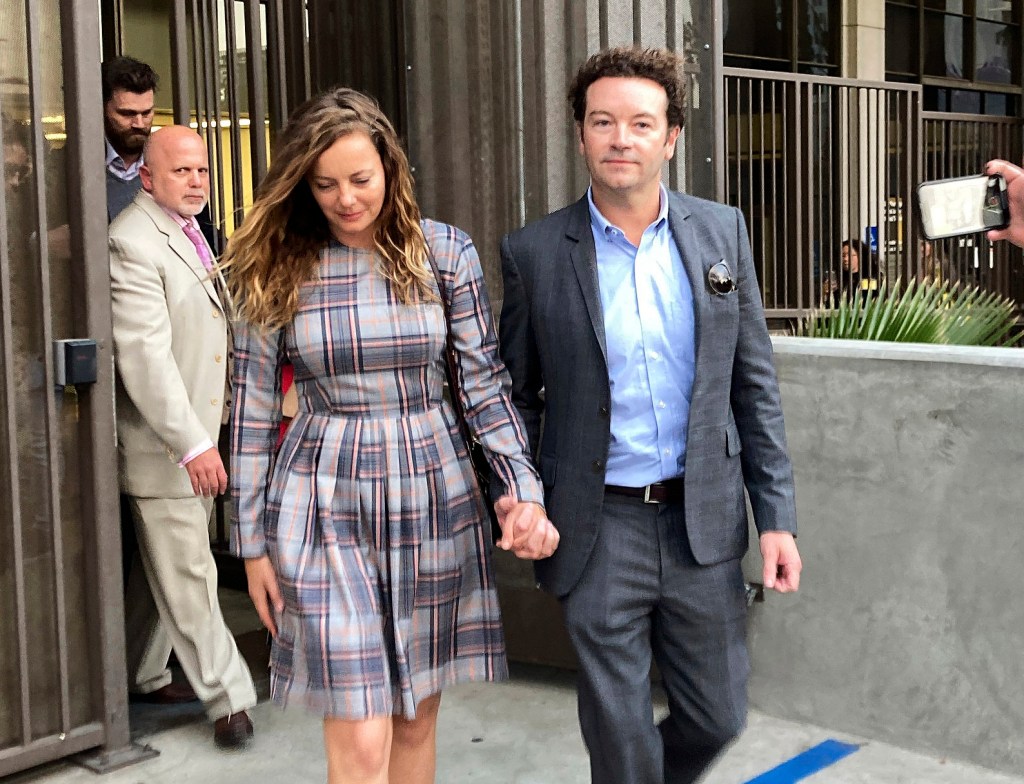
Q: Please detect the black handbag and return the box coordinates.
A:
[423,247,503,544]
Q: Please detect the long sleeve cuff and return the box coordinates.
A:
[179,438,215,467]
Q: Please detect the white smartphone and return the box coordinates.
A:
[916,173,1010,240]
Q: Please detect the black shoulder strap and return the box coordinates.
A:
[422,241,474,444]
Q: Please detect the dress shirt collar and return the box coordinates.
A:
[586,183,669,239]
[105,137,144,181]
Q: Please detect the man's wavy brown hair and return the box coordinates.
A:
[221,88,433,330]
[568,46,686,130]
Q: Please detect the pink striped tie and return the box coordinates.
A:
[181,221,213,271]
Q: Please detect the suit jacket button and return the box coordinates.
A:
[211,398,219,406]
[592,459,603,472]
[215,354,223,363]
[599,406,609,417]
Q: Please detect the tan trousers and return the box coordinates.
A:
[124,495,256,720]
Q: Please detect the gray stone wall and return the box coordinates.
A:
[744,337,1024,775]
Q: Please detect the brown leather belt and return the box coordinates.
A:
[605,478,685,504]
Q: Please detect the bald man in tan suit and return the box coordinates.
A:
[110,126,256,749]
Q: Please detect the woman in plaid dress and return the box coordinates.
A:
[223,89,559,783]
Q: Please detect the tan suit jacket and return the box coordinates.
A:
[109,190,230,498]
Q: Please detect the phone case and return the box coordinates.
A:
[917,173,1010,240]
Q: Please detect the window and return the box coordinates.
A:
[724,0,841,75]
[885,0,1022,115]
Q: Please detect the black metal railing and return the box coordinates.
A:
[724,68,1024,319]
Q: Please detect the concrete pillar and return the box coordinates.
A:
[843,0,886,81]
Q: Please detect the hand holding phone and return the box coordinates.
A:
[917,173,1010,240]
[985,160,1024,248]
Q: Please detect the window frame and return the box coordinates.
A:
[723,0,842,76]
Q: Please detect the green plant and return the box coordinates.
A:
[796,277,1022,346]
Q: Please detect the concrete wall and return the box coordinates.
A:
[744,337,1024,775]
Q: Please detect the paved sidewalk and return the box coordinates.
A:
[8,664,1024,784]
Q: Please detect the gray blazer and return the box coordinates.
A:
[498,190,797,597]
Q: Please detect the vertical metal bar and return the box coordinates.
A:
[770,80,781,309]
[746,79,757,299]
[712,6,726,201]
[724,76,730,203]
[203,0,225,251]
[789,79,800,313]
[282,0,309,117]
[512,0,526,227]
[867,88,875,283]
[244,0,269,181]
[758,78,768,307]
[100,0,124,58]
[60,0,132,752]
[0,80,30,753]
[825,85,834,304]
[26,0,71,734]
[223,0,244,229]
[910,91,919,282]
[265,0,288,137]
[171,0,190,124]
[844,86,852,285]
[189,0,203,134]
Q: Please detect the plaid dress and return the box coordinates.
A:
[229,220,543,719]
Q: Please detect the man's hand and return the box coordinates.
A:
[986,159,1024,248]
[493,496,559,560]
[760,531,802,593]
[184,446,227,497]
[244,555,284,637]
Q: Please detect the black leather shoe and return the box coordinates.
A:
[129,681,199,704]
[214,711,254,749]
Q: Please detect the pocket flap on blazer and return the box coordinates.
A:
[726,423,743,457]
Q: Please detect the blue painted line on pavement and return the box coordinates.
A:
[742,738,861,784]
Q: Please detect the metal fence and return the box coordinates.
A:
[724,68,1024,320]
[1,0,132,776]
[170,0,302,247]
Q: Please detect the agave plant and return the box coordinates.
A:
[796,277,1022,347]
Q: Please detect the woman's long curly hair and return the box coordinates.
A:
[222,88,433,330]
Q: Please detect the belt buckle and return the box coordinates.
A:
[643,484,659,504]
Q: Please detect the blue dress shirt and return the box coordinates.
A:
[588,185,696,486]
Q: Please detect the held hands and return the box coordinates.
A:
[986,160,1024,248]
[184,446,228,497]
[244,555,284,638]
[493,496,559,560]
[759,531,802,593]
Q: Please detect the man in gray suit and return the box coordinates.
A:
[110,126,256,748]
[498,46,802,783]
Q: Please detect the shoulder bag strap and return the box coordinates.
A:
[422,241,475,445]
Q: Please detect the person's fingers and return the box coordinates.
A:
[511,505,543,546]
[537,521,558,558]
[782,563,801,592]
[496,505,517,551]
[762,544,779,591]
[493,496,518,550]
[249,586,276,637]
[215,462,228,495]
[267,572,285,615]
[513,517,557,560]
[986,159,1024,182]
[493,495,516,522]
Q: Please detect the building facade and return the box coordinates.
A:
[1,0,1021,775]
